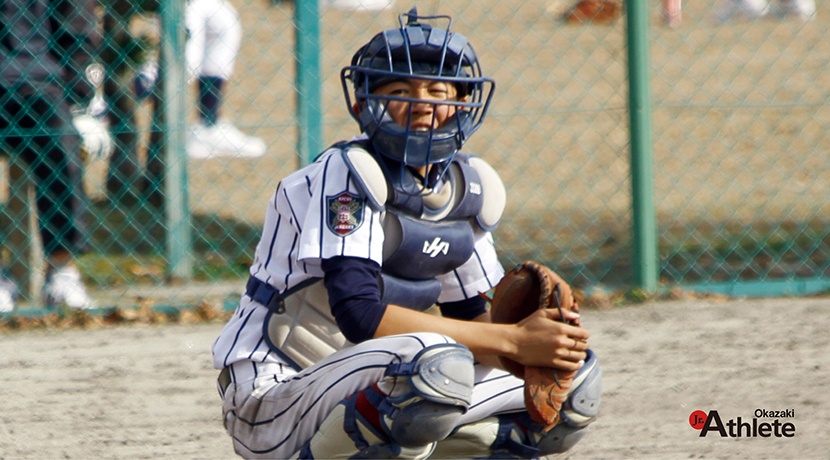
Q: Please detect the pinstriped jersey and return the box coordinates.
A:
[212,139,505,370]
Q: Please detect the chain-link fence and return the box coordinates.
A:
[1,0,828,311]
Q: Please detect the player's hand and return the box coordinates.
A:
[506,309,589,371]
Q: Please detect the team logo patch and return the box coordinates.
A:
[327,192,365,236]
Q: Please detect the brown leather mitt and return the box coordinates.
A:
[488,261,581,427]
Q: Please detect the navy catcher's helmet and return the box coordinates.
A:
[341,7,495,192]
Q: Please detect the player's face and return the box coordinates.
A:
[372,79,461,131]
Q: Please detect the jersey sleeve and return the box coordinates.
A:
[297,152,385,264]
[436,230,504,303]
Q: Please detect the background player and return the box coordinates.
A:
[184,0,266,158]
[0,0,100,310]
[714,0,815,22]
[212,8,600,458]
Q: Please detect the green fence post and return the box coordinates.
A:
[160,0,193,281]
[625,0,658,292]
[294,0,323,166]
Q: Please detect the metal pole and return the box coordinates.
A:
[294,0,323,166]
[160,0,192,280]
[625,0,658,292]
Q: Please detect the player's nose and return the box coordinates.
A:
[406,103,433,123]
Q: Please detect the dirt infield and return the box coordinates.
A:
[1,295,827,459]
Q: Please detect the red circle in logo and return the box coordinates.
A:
[689,410,707,430]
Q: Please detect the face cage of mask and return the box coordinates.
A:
[340,69,495,195]
[364,93,475,196]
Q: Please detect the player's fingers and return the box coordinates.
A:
[540,307,580,323]
[553,350,587,370]
[555,335,588,355]
[552,319,590,342]
[565,347,587,362]
[541,307,583,329]
[569,336,589,352]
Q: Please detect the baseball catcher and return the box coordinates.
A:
[212,8,600,459]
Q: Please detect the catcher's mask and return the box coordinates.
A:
[341,7,495,195]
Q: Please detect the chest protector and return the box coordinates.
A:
[263,143,506,370]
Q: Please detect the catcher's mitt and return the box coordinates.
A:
[488,261,581,427]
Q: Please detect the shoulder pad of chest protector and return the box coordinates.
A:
[461,155,506,231]
[342,146,506,229]
[340,143,388,211]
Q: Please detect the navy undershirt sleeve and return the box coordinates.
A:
[321,256,387,344]
[438,295,487,321]
[322,256,486,341]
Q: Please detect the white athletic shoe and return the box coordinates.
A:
[42,266,95,310]
[0,277,17,312]
[775,0,816,21]
[714,0,770,23]
[187,121,267,159]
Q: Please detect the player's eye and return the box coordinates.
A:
[427,84,452,100]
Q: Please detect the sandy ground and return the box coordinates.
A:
[1,295,827,459]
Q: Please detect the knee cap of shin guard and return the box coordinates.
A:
[409,344,475,408]
[386,343,475,408]
[390,400,465,447]
[561,349,602,428]
[382,344,474,447]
